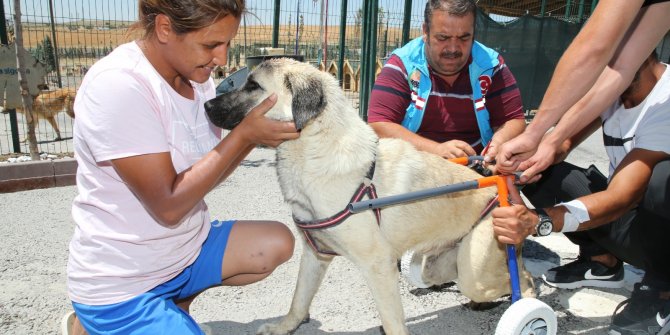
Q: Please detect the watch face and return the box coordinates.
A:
[538,220,552,236]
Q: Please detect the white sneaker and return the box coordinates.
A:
[60,311,75,335]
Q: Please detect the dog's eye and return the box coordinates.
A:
[245,80,261,91]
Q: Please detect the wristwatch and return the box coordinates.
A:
[534,208,553,237]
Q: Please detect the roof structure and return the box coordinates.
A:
[478,0,596,18]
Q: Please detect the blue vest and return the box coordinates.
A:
[393,37,499,147]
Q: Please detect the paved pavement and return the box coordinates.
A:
[0,125,641,335]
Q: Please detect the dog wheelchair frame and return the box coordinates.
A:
[348,156,558,335]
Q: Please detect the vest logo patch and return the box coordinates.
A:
[409,69,421,90]
[409,69,424,110]
[479,75,492,95]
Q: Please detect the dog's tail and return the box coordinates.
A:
[65,90,76,118]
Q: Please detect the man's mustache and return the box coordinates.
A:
[441,51,462,58]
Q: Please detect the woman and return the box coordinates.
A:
[62,1,299,334]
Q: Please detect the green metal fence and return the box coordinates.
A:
[1,0,668,157]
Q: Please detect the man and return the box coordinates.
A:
[492,52,670,335]
[367,0,525,163]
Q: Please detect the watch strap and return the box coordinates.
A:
[534,207,552,236]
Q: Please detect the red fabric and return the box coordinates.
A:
[368,54,524,151]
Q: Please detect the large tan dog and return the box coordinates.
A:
[204,58,534,335]
[1,87,76,141]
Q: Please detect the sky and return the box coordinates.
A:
[2,0,429,26]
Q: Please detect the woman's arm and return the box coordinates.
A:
[112,95,299,227]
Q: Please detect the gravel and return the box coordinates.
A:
[0,128,633,334]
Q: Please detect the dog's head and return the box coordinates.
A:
[205,58,329,131]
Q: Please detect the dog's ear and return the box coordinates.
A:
[284,73,326,130]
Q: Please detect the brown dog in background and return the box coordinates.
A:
[1,87,76,141]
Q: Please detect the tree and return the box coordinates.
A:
[298,14,305,45]
[13,0,40,159]
[32,36,57,72]
[287,13,293,46]
[354,8,363,48]
[377,7,386,46]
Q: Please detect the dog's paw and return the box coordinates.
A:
[256,323,282,335]
[256,323,285,335]
[257,314,310,335]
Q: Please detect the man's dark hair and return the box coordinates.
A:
[424,0,477,33]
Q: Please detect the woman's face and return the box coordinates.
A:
[166,14,241,84]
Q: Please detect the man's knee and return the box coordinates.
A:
[642,159,670,219]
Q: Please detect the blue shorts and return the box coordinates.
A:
[72,220,235,335]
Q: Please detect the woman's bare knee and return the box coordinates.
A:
[268,222,295,265]
[222,221,295,280]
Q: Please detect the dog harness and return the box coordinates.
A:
[293,161,381,256]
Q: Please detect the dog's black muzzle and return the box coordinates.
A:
[204,95,250,130]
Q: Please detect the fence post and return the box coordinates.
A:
[272,0,280,48]
[48,0,63,88]
[0,1,22,153]
[577,0,585,24]
[401,0,412,45]
[564,0,572,20]
[358,0,379,120]
[337,0,348,85]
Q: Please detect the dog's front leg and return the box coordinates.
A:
[346,247,409,335]
[257,244,333,335]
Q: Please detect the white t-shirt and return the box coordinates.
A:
[601,63,670,178]
[68,42,222,305]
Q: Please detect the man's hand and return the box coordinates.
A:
[433,140,476,159]
[515,139,561,183]
[492,204,538,245]
[495,133,539,174]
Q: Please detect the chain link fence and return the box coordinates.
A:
[3,0,668,157]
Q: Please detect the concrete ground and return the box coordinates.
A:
[0,127,639,335]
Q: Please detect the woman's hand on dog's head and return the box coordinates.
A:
[236,93,300,148]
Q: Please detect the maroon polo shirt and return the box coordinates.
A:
[368,54,524,151]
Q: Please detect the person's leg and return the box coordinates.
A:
[523,162,607,206]
[588,159,670,284]
[524,162,609,254]
[72,287,204,335]
[219,220,294,286]
[578,160,670,334]
[607,209,670,335]
[523,162,626,288]
[641,159,670,220]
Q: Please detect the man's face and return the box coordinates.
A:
[423,10,475,77]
